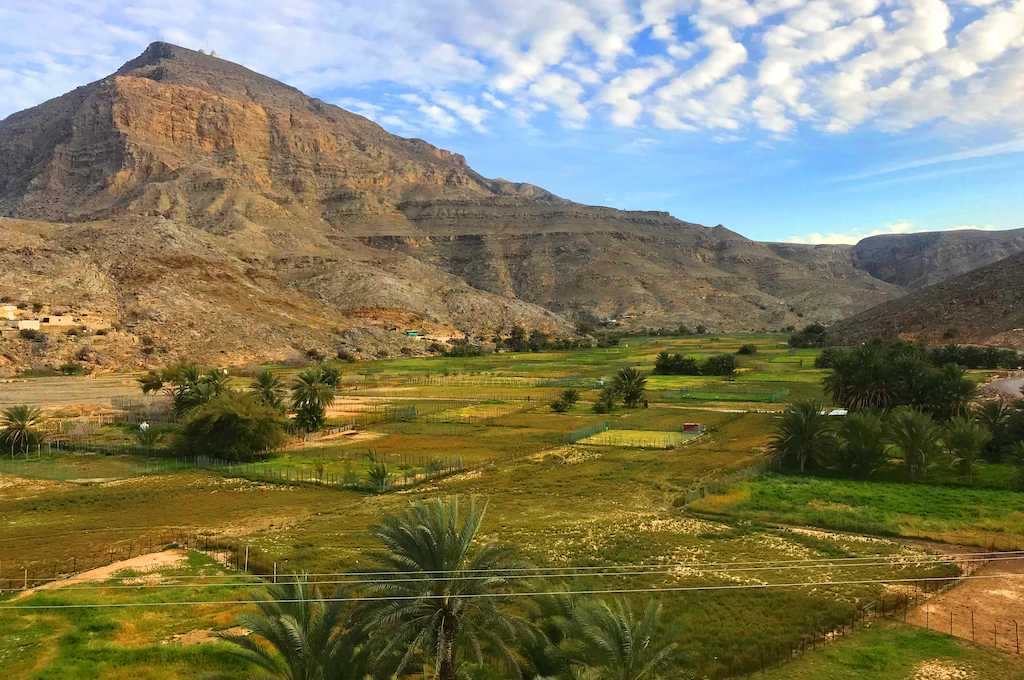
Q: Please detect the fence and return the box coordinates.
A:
[193,453,467,494]
[668,382,790,402]
[567,420,609,443]
[0,451,192,483]
[677,456,783,505]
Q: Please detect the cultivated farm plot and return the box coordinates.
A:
[0,453,191,483]
[578,429,699,448]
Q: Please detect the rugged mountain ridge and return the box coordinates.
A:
[0,42,1020,370]
[826,251,1024,347]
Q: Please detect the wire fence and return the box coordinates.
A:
[567,420,610,443]
[0,450,191,483]
[677,456,784,505]
[193,453,467,494]
[667,382,791,402]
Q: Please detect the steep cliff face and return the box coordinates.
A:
[850,229,1024,290]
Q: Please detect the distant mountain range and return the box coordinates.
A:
[1,42,1021,371]
[827,250,1024,348]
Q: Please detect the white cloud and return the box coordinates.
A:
[1,0,1022,141]
[784,220,1011,244]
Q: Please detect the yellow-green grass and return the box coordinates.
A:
[690,474,1024,549]
[578,429,697,448]
[760,623,1024,680]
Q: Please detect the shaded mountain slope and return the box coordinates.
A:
[826,251,1024,348]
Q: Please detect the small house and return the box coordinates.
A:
[17,319,40,331]
[42,315,77,325]
[2,305,17,320]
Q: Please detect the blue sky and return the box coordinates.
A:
[2,0,1022,243]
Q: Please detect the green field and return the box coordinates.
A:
[690,473,1024,548]
[1,332,1015,679]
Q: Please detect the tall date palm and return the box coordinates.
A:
[357,497,531,680]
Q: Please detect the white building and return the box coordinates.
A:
[2,305,17,321]
[42,315,77,325]
[17,319,40,331]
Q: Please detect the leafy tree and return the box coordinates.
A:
[528,329,549,352]
[695,325,707,335]
[612,367,647,408]
[944,417,992,483]
[176,390,287,461]
[507,326,528,352]
[831,410,889,478]
[137,370,164,395]
[357,498,531,680]
[60,362,85,375]
[557,599,678,680]
[576,322,596,336]
[251,369,285,410]
[677,324,692,335]
[1,405,45,455]
[213,574,365,680]
[770,401,833,472]
[737,344,757,355]
[886,406,943,482]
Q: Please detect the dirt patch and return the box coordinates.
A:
[910,659,974,680]
[0,472,74,497]
[168,626,249,645]
[906,554,1024,653]
[15,548,189,600]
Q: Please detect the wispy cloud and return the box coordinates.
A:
[836,137,1024,182]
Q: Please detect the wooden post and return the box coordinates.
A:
[244,545,249,572]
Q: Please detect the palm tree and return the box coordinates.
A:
[769,401,833,472]
[357,498,532,680]
[822,344,899,411]
[832,409,888,478]
[292,367,336,413]
[886,406,943,482]
[612,367,647,408]
[558,598,678,680]
[0,405,44,455]
[252,370,285,410]
[944,417,991,483]
[214,574,365,680]
[975,400,1014,458]
[134,425,163,449]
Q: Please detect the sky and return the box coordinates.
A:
[1,0,1022,244]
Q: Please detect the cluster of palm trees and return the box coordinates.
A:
[216,498,678,680]
[0,405,45,455]
[138,363,339,434]
[772,399,1024,483]
[820,342,978,419]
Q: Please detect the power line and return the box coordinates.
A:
[5,572,1020,610]
[17,553,1016,594]
[18,549,1017,586]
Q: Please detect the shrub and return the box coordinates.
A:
[19,329,41,341]
[59,362,84,376]
[176,390,287,461]
[737,344,757,355]
[336,349,357,363]
[695,325,707,334]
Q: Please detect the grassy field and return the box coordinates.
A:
[762,623,1024,679]
[690,473,1024,548]
[0,332,1012,679]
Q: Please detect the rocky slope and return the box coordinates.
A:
[849,229,1024,290]
[826,251,1024,348]
[0,42,1015,370]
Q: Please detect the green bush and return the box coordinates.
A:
[737,344,757,355]
[176,390,287,461]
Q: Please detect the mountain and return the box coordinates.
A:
[826,251,1024,347]
[0,42,1014,371]
[849,228,1024,290]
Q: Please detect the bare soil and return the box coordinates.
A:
[15,548,189,600]
[906,554,1024,654]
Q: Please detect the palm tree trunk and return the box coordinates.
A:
[438,617,457,680]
